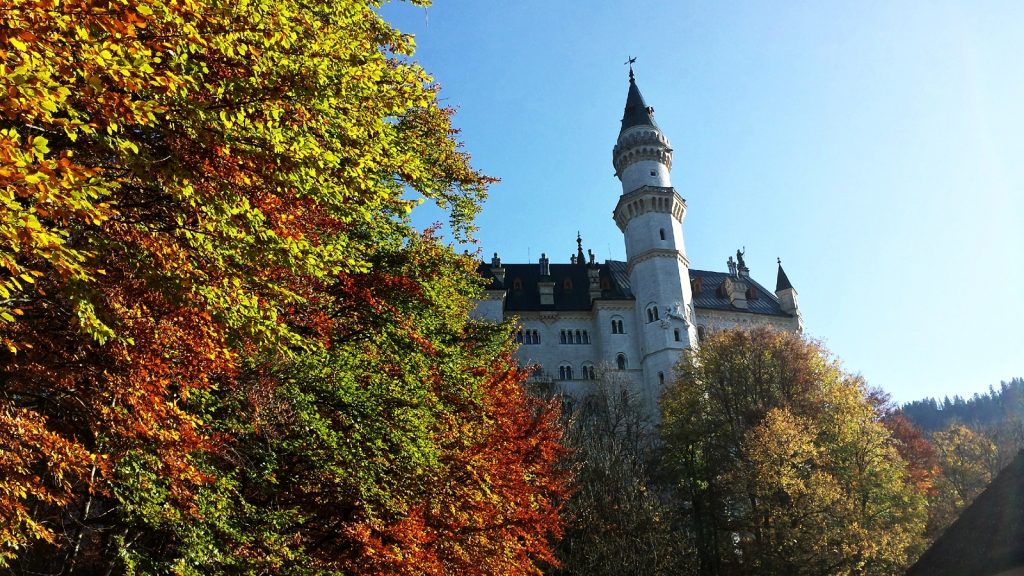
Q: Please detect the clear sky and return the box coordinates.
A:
[380,1,1023,404]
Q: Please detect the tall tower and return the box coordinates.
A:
[611,67,696,397]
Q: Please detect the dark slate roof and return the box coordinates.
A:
[688,269,790,317]
[906,451,1024,576]
[620,74,658,134]
[478,261,631,312]
[478,260,791,317]
[776,262,794,291]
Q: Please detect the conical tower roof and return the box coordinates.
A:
[776,259,794,291]
[620,69,658,134]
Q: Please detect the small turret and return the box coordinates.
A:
[775,259,802,332]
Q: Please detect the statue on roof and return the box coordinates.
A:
[736,247,746,269]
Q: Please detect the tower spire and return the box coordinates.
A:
[612,61,672,193]
[776,257,794,291]
[620,64,657,135]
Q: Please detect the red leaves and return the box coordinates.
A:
[342,357,568,576]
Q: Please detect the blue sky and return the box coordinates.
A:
[381,1,1023,404]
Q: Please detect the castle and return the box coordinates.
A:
[474,68,802,406]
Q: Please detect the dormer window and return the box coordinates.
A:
[563,278,573,290]
[512,277,523,290]
[600,277,611,290]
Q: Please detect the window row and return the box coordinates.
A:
[514,329,540,344]
[560,329,590,344]
[553,354,630,380]
[558,364,597,381]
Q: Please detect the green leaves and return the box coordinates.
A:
[1,0,564,573]
[662,328,928,575]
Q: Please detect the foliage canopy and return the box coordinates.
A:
[661,327,927,576]
[0,0,566,573]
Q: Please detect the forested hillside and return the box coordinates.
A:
[901,377,1024,432]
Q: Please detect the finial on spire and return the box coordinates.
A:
[576,231,585,264]
[625,56,636,80]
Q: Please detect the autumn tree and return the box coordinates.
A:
[1,0,566,573]
[927,424,1000,537]
[551,376,693,576]
[661,327,927,576]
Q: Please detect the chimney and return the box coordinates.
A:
[538,253,554,306]
[490,252,505,284]
[587,265,601,304]
[722,276,748,309]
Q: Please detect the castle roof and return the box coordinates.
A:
[620,72,658,134]
[478,261,792,317]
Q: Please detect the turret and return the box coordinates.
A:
[612,67,674,195]
[775,258,803,332]
[611,65,696,401]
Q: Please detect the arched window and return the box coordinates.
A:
[659,228,666,240]
[674,328,681,342]
[531,330,539,344]
[616,353,627,370]
[559,364,573,380]
[574,329,582,344]
[560,330,567,344]
[558,366,566,380]
[611,317,624,334]
[582,330,590,344]
[697,325,707,342]
[646,304,659,323]
[515,329,523,343]
[564,277,573,290]
[582,364,595,380]
[658,372,665,386]
[512,277,523,290]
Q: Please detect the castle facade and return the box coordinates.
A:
[474,69,802,405]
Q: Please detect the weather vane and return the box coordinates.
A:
[625,55,637,78]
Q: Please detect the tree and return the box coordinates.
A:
[1,0,567,573]
[551,376,693,576]
[661,327,927,576]
[927,424,999,537]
